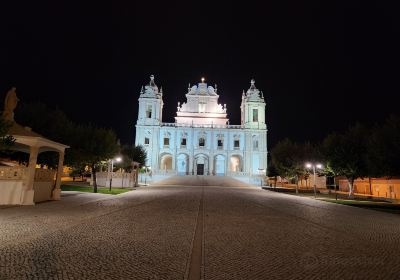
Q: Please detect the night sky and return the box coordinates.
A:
[1,1,399,147]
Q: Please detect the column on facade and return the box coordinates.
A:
[189,127,194,175]
[225,132,230,174]
[227,131,230,174]
[52,151,65,200]
[209,127,214,175]
[244,132,250,175]
[153,127,160,172]
[174,128,178,171]
[263,131,268,172]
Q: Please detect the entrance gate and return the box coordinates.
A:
[197,164,204,175]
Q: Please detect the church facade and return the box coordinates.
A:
[135,75,268,177]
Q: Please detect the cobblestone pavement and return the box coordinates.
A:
[1,176,400,279]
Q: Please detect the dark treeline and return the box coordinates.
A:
[270,115,400,196]
[1,103,146,193]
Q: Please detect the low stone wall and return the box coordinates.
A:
[0,167,26,205]
[0,167,58,205]
[33,169,56,203]
[267,176,327,189]
[0,180,25,204]
[338,178,400,199]
[93,172,135,188]
[34,169,56,182]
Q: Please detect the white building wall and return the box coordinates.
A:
[135,77,268,177]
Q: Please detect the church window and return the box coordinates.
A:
[217,139,223,149]
[234,140,240,149]
[164,137,169,146]
[199,137,205,147]
[146,105,152,118]
[252,109,258,122]
[144,138,150,145]
[181,138,187,147]
[253,140,259,150]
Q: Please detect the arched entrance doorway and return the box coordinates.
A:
[194,154,209,175]
[214,154,226,176]
[160,154,173,171]
[177,153,189,175]
[229,155,243,172]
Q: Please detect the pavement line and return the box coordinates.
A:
[186,185,204,280]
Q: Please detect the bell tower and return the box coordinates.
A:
[137,75,164,126]
[240,79,266,129]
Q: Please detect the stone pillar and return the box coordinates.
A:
[226,153,230,174]
[209,155,214,175]
[172,156,176,172]
[189,156,193,175]
[22,146,39,205]
[52,151,65,200]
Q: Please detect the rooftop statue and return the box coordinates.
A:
[2,87,19,121]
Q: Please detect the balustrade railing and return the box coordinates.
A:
[0,166,26,180]
[161,123,244,129]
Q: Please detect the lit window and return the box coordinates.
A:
[199,137,205,147]
[164,138,169,146]
[234,140,240,148]
[181,138,187,146]
[144,138,150,145]
[252,109,258,122]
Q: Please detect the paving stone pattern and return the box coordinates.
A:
[1,176,400,279]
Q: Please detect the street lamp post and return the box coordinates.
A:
[306,163,323,198]
[109,157,122,191]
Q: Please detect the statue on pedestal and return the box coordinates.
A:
[2,87,19,121]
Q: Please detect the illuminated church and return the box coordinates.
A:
[135,75,268,177]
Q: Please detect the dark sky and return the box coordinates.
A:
[1,1,399,147]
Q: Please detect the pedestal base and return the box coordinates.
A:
[21,190,35,205]
[52,188,61,200]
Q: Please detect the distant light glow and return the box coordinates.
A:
[115,157,122,162]
[306,163,312,168]
[201,77,205,83]
[316,164,323,169]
